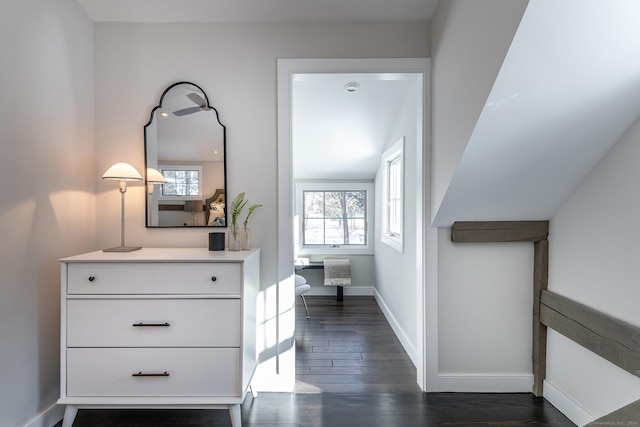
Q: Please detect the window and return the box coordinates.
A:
[159,165,203,200]
[295,182,374,254]
[303,190,366,245]
[382,138,404,252]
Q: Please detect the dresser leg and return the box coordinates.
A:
[229,404,241,427]
[61,405,78,427]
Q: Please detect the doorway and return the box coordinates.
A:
[276,58,437,392]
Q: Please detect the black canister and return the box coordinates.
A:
[208,232,225,251]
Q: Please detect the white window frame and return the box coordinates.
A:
[295,182,374,255]
[381,138,404,253]
[158,164,203,201]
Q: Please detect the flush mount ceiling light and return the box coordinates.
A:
[344,82,360,93]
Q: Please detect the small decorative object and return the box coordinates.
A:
[228,192,248,251]
[241,203,262,250]
[208,232,225,251]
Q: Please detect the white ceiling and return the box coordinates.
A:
[293,73,418,180]
[75,0,439,22]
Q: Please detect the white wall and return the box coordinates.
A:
[430,0,528,222]
[0,1,95,426]
[93,20,429,391]
[546,115,640,424]
[375,78,421,362]
[437,230,535,391]
[94,20,429,265]
[429,0,535,393]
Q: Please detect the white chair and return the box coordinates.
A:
[295,274,311,318]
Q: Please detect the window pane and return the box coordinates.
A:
[162,170,177,195]
[175,170,187,195]
[187,170,199,196]
[324,192,344,218]
[389,200,401,235]
[347,219,366,244]
[324,218,344,244]
[304,192,325,218]
[345,191,365,217]
[388,157,402,236]
[303,219,324,244]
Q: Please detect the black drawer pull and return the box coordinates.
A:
[132,322,170,327]
[88,276,95,282]
[132,371,169,377]
[211,276,217,282]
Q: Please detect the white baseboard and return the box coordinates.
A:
[373,289,418,366]
[25,403,64,427]
[437,374,534,392]
[543,380,594,427]
[306,285,374,296]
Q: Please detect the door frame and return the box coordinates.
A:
[276,58,438,391]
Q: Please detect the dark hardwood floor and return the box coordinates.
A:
[55,295,576,427]
[295,295,420,393]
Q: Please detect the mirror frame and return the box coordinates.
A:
[144,81,227,228]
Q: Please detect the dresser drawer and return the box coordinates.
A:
[67,262,241,295]
[66,348,240,397]
[67,299,240,347]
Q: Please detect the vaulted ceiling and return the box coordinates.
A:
[292,73,418,180]
[432,0,640,225]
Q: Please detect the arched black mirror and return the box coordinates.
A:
[144,82,227,227]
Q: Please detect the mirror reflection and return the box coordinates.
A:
[145,82,227,227]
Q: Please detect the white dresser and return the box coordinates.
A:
[57,248,260,427]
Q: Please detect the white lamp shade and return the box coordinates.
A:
[146,167,167,184]
[102,162,143,181]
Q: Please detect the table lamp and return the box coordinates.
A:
[146,167,167,226]
[102,162,143,252]
[146,167,167,194]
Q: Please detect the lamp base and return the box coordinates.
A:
[103,246,142,252]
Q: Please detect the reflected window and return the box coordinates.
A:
[159,165,202,199]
